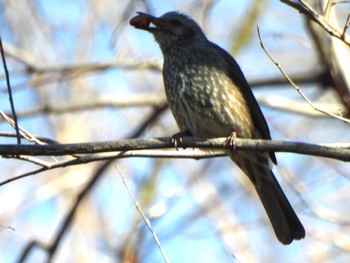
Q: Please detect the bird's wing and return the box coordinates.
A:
[210,42,277,164]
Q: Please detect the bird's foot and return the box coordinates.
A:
[225,131,237,154]
[171,131,192,150]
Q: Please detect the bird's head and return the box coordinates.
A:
[130,11,207,53]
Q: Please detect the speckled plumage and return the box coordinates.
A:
[163,46,253,138]
[130,11,305,244]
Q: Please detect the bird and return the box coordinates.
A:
[130,11,305,244]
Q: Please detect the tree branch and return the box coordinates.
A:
[280,0,350,46]
[14,99,169,263]
[257,26,350,123]
[1,137,349,161]
[0,37,20,144]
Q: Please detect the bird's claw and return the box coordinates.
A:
[171,131,191,150]
[225,131,237,154]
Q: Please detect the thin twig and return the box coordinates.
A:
[8,155,52,167]
[0,149,225,187]
[3,167,48,188]
[256,26,350,124]
[1,138,350,187]
[118,168,170,263]
[0,37,20,144]
[0,110,49,144]
[0,132,60,144]
[342,13,350,39]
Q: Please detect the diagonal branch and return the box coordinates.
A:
[280,0,350,46]
[257,26,350,124]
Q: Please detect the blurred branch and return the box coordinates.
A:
[1,41,330,91]
[2,84,347,121]
[249,71,328,88]
[303,0,350,111]
[1,94,166,120]
[24,59,162,75]
[0,52,162,79]
[280,0,350,46]
[230,0,266,54]
[257,95,346,116]
[0,43,161,79]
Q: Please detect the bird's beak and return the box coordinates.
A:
[129,12,166,32]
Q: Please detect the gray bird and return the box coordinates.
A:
[130,11,305,244]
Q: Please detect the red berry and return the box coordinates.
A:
[129,14,151,29]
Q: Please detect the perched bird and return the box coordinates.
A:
[130,11,305,244]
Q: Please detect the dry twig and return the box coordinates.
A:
[257,26,350,124]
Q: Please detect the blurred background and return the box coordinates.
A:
[1,0,350,262]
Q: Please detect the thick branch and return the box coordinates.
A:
[1,137,349,161]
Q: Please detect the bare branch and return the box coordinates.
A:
[0,110,53,144]
[1,137,349,161]
[0,57,162,80]
[280,0,350,46]
[0,37,20,144]
[257,95,347,116]
[14,97,169,263]
[257,26,350,124]
[0,132,60,144]
[118,168,170,263]
[1,94,166,120]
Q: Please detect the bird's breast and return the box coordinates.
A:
[163,55,255,139]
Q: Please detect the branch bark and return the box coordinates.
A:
[1,137,350,161]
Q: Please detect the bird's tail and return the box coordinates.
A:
[230,152,305,244]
